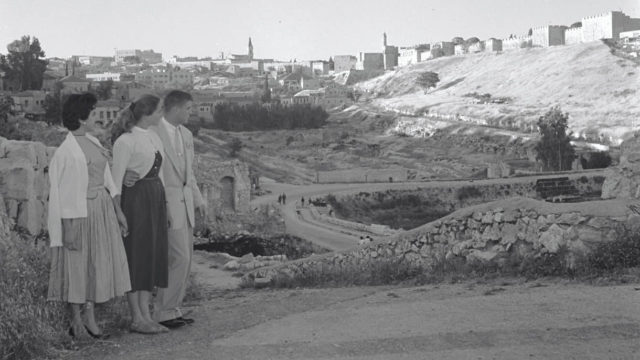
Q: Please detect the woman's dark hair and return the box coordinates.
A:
[111,94,161,144]
[61,93,97,130]
[163,90,193,112]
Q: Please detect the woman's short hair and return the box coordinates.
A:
[111,94,161,144]
[61,93,97,131]
[163,90,193,112]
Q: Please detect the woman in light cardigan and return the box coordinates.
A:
[48,93,131,340]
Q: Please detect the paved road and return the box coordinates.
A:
[252,171,605,251]
[81,281,640,360]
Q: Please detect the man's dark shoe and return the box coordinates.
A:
[177,317,194,325]
[159,318,187,329]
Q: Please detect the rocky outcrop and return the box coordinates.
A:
[0,137,54,235]
[247,197,638,281]
[602,133,640,199]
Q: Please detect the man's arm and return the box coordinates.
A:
[185,130,206,213]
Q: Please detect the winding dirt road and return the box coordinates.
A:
[252,171,605,251]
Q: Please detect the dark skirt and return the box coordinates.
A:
[121,176,168,291]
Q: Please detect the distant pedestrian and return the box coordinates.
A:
[301,197,305,207]
[282,193,286,204]
[277,194,282,204]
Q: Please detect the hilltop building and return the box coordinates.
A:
[115,49,162,64]
[382,33,399,70]
[333,55,358,72]
[356,52,384,71]
[135,67,193,89]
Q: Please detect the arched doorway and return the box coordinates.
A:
[220,176,235,211]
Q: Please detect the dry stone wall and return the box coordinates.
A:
[249,197,635,281]
[0,137,53,235]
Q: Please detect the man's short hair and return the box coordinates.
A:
[163,90,193,112]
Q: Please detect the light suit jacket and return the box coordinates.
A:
[149,122,204,230]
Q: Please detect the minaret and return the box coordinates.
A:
[383,32,387,47]
[248,37,254,61]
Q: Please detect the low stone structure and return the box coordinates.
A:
[0,137,53,235]
[248,197,637,281]
[602,132,640,199]
[195,157,251,218]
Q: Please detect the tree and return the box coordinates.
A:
[451,37,464,45]
[260,75,271,103]
[416,71,440,94]
[528,28,533,36]
[535,107,575,171]
[0,35,48,91]
[43,82,64,125]
[229,137,243,157]
[94,79,114,100]
[570,21,582,28]
[465,37,480,46]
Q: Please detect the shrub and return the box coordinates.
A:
[0,234,68,360]
[456,186,482,202]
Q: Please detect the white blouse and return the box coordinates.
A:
[111,126,165,191]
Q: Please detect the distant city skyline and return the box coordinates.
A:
[0,0,638,61]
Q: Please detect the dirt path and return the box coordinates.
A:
[253,172,604,251]
[70,278,640,360]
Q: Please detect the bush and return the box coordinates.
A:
[456,186,482,202]
[0,234,68,360]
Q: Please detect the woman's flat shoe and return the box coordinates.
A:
[84,325,110,340]
[130,322,162,334]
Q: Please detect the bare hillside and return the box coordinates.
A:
[357,42,639,144]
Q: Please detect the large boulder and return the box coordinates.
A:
[602,133,640,199]
[0,137,51,235]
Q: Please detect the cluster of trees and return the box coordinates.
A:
[211,102,329,131]
[0,36,48,91]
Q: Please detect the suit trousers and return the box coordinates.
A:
[153,224,193,322]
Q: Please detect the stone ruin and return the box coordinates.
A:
[0,137,53,236]
[601,132,640,199]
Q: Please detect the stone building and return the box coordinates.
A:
[397,47,424,66]
[356,52,385,71]
[59,75,90,95]
[468,41,486,53]
[582,11,640,42]
[485,38,502,52]
[135,68,194,89]
[531,26,566,47]
[195,158,251,222]
[564,27,583,45]
[333,55,358,72]
[382,33,399,70]
[115,49,162,64]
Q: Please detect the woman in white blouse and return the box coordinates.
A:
[111,95,169,334]
[48,93,131,340]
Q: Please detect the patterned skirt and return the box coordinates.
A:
[48,188,131,304]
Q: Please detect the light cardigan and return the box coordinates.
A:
[47,132,119,247]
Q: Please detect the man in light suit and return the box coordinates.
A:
[149,90,205,328]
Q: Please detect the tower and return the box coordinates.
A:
[383,32,387,47]
[248,37,254,61]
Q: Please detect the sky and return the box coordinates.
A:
[0,0,638,61]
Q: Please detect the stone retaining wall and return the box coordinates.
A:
[0,137,54,235]
[248,197,637,280]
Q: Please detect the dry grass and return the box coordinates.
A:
[358,42,640,143]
